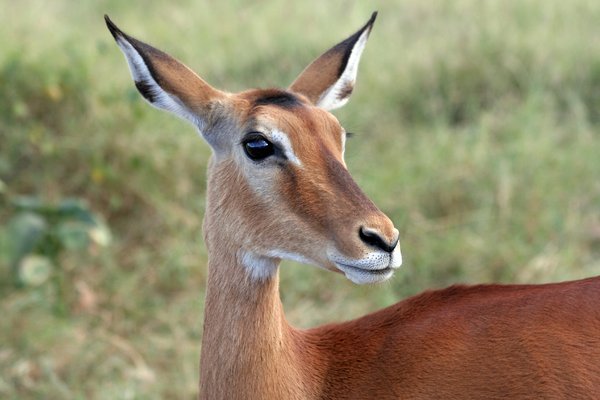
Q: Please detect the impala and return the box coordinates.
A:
[105,13,600,399]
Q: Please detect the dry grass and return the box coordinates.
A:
[1,0,599,398]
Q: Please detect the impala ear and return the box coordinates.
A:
[289,12,377,111]
[105,15,225,135]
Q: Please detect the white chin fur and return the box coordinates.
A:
[241,245,403,285]
[337,263,395,284]
[390,245,403,268]
[328,245,402,285]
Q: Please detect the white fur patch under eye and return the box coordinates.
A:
[114,36,205,133]
[271,130,302,166]
[316,27,370,111]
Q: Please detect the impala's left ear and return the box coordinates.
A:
[289,12,377,111]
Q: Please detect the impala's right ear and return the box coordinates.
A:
[289,12,377,111]
[105,15,225,135]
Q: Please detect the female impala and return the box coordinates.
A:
[106,13,600,399]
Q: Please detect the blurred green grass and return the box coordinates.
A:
[1,0,599,398]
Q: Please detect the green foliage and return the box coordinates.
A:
[0,53,89,131]
[4,196,110,312]
[0,0,599,398]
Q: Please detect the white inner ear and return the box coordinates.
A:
[114,36,205,133]
[316,28,371,111]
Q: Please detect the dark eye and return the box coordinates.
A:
[243,135,275,161]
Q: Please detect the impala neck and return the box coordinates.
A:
[198,244,313,399]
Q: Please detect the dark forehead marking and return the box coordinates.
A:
[253,89,304,109]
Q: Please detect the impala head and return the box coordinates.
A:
[106,12,401,284]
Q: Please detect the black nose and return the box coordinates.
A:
[359,227,398,253]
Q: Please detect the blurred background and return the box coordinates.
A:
[1,0,599,398]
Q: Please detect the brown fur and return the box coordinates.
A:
[198,110,600,398]
[106,14,600,400]
[199,249,600,399]
[289,13,376,104]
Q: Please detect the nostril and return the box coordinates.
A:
[359,227,398,253]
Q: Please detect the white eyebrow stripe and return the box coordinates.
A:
[271,129,302,166]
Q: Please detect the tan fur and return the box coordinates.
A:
[289,49,346,104]
[198,250,600,399]
[106,14,600,400]
[199,155,600,399]
[289,13,376,105]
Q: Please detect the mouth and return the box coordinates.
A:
[335,262,395,284]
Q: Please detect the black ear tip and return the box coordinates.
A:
[362,11,378,34]
[370,11,378,24]
[104,14,122,40]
